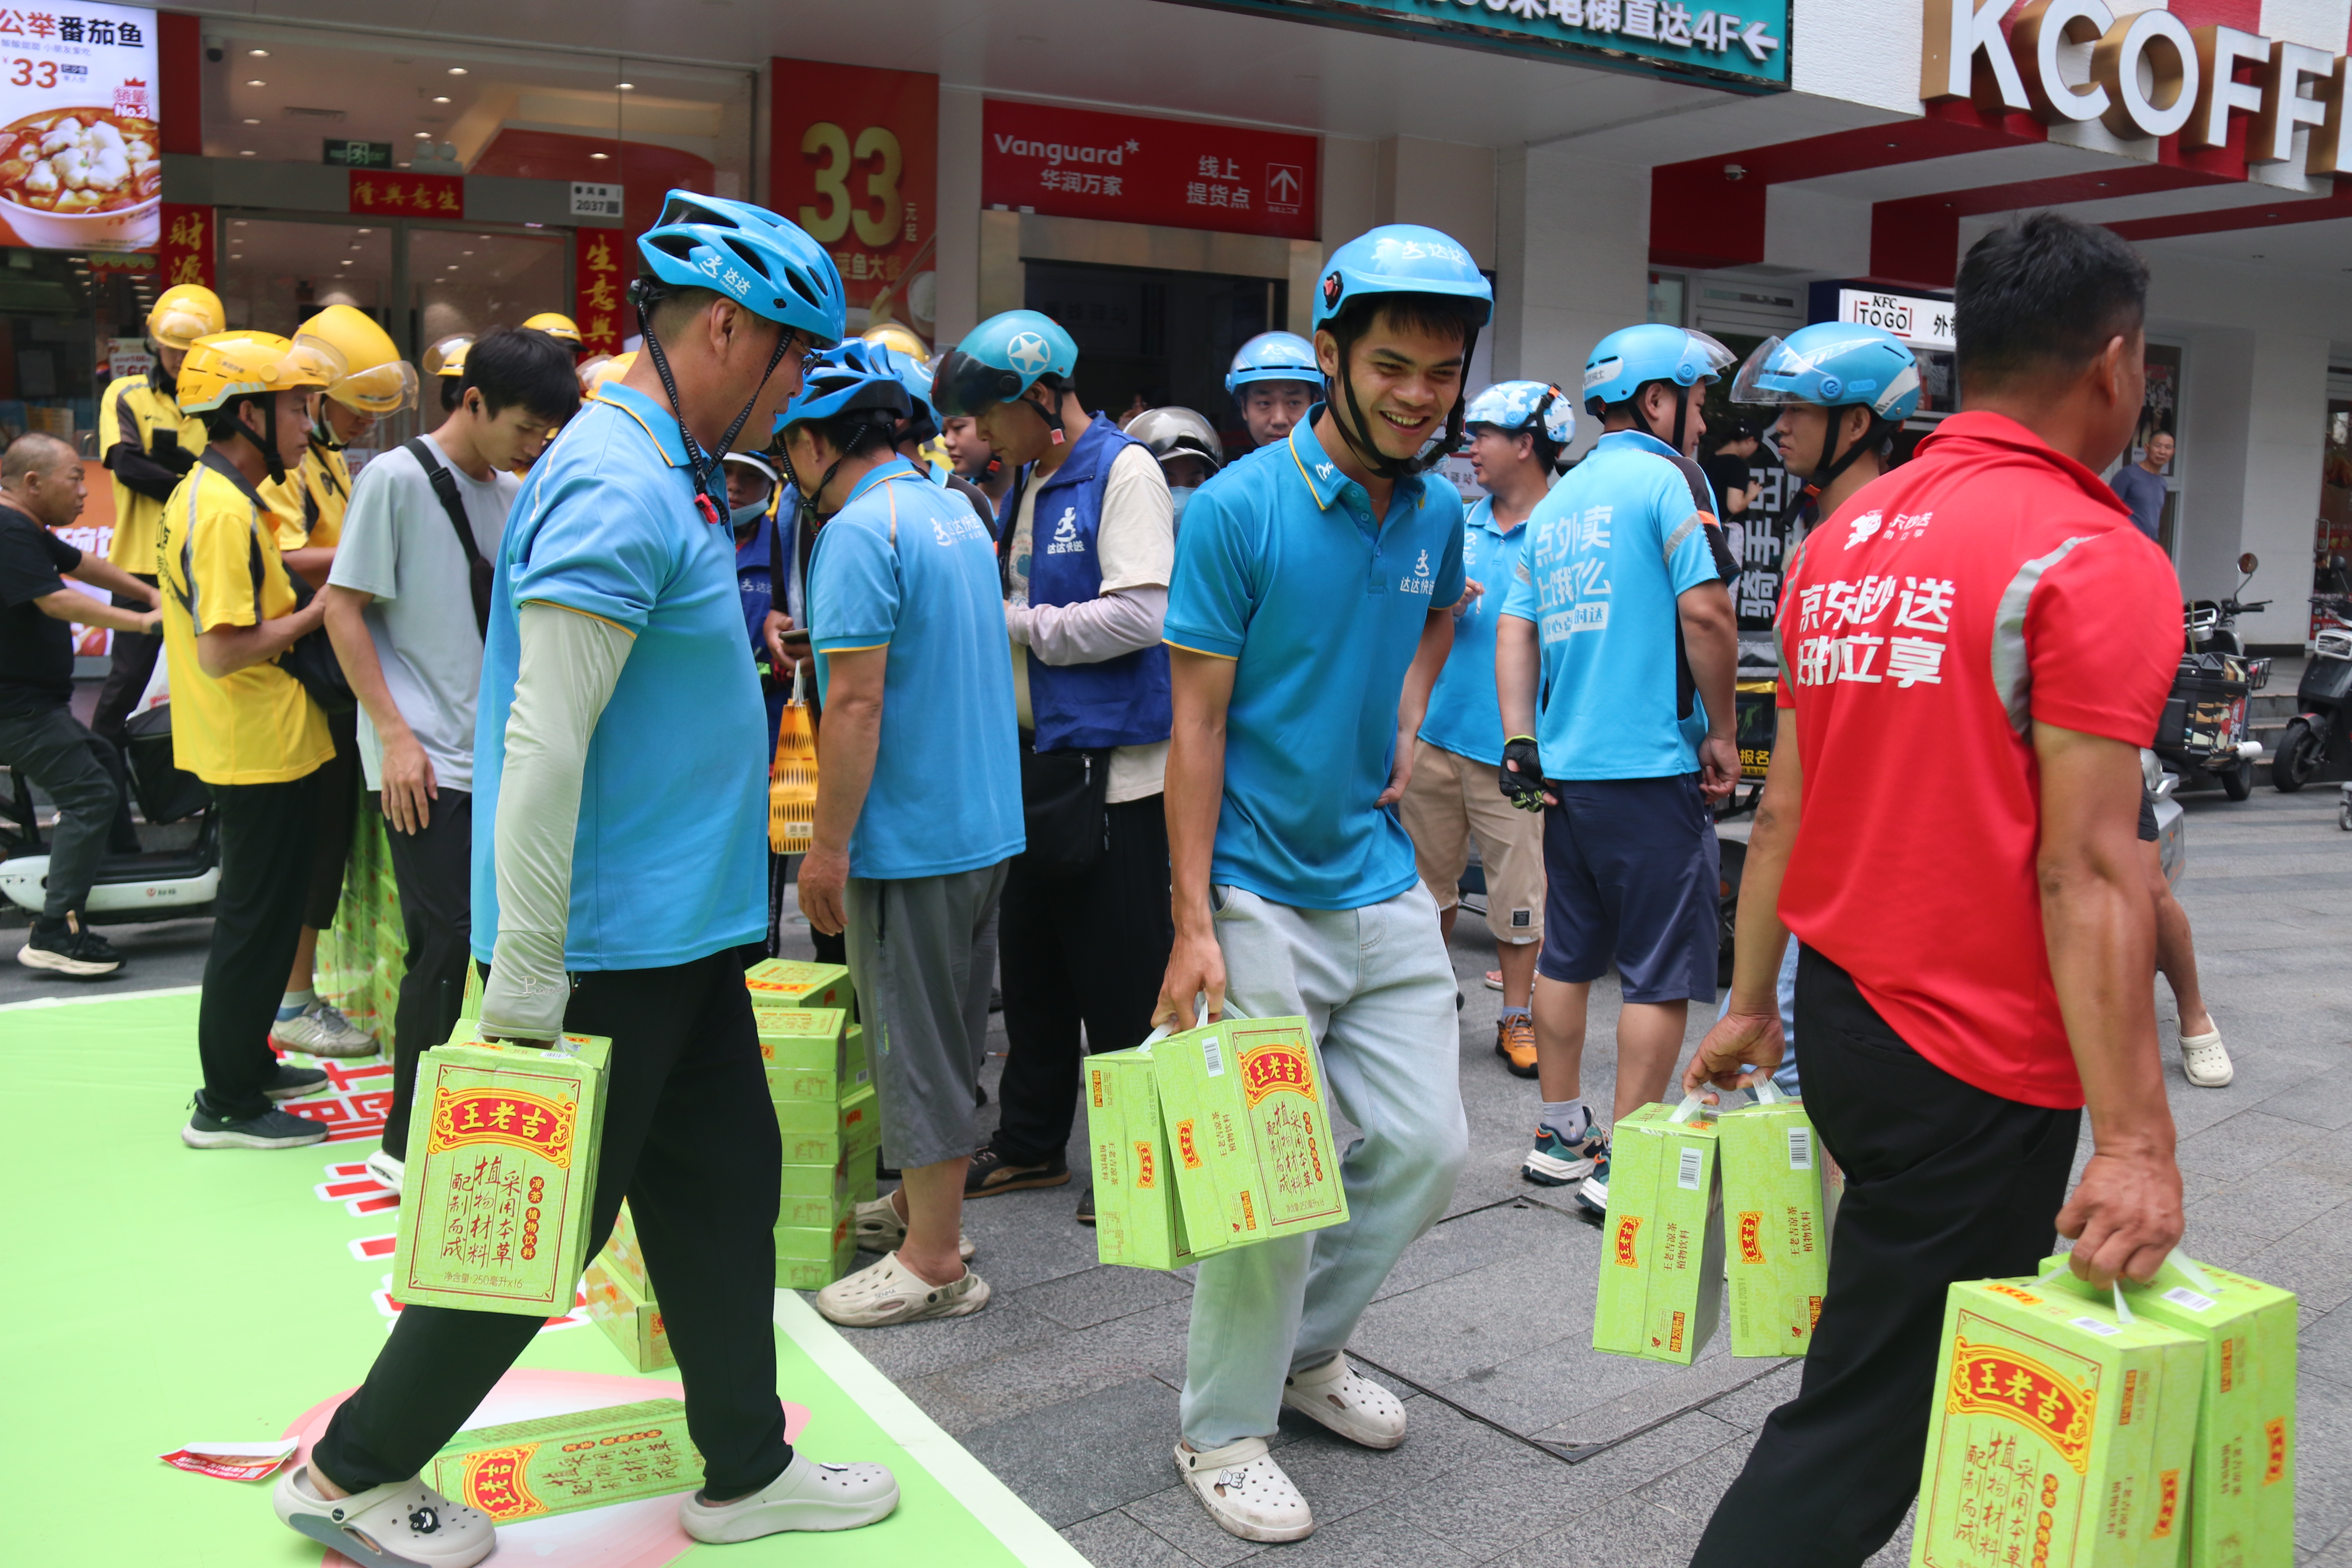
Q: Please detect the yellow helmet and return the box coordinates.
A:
[423,333,475,380]
[147,284,225,352]
[296,304,417,416]
[861,321,931,365]
[176,331,344,416]
[523,312,582,347]
[580,349,634,395]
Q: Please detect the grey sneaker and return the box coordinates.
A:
[270,1000,378,1058]
[264,1063,331,1101]
[182,1102,328,1149]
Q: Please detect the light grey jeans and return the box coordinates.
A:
[1180,879,1467,1448]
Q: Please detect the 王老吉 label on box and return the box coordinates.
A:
[1718,1095,1829,1356]
[391,1030,612,1317]
[1150,1017,1348,1253]
[426,1399,700,1523]
[746,958,853,1012]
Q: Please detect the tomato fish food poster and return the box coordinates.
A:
[0,3,160,252]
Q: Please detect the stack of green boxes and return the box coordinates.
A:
[746,960,876,1289]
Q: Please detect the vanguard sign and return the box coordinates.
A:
[1925,0,2350,171]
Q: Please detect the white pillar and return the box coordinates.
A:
[2179,327,2330,647]
[1492,142,1650,457]
[933,87,983,348]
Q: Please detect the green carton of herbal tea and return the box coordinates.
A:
[391,1028,612,1317]
[1593,1100,1725,1365]
[746,958,853,1013]
[427,1399,699,1523]
[1911,1276,2202,1568]
[581,1256,671,1373]
[2042,1253,2296,1567]
[1717,1087,1829,1357]
[775,1213,857,1290]
[1086,1044,1221,1271]
[757,1007,849,1102]
[1149,1016,1348,1253]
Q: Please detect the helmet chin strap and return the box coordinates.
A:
[232,395,289,485]
[1771,408,1886,535]
[778,419,881,527]
[1329,323,1477,483]
[636,293,795,526]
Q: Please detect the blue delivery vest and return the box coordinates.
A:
[1013,413,1172,753]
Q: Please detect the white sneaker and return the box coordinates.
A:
[677,1453,898,1541]
[1175,1437,1313,1543]
[813,1250,989,1327]
[1281,1353,1406,1449]
[272,1465,493,1568]
[364,1147,405,1192]
[2181,1027,2234,1088]
[852,1194,974,1260]
[271,1000,379,1059]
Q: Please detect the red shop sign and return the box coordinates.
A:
[982,100,1316,243]
[771,58,938,312]
[349,170,463,220]
[573,228,626,357]
[156,201,212,289]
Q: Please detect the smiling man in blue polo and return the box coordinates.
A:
[1154,225,1485,1544]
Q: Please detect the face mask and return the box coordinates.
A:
[1168,486,1196,524]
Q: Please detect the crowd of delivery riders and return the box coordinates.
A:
[0,189,2221,1564]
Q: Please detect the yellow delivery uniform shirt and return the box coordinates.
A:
[98,370,207,575]
[158,452,334,786]
[261,439,355,553]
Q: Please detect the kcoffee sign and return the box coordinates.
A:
[982,100,1318,242]
[1925,0,2350,171]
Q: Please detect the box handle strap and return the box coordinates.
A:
[1669,1075,1783,1124]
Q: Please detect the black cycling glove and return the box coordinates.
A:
[1499,736,1546,813]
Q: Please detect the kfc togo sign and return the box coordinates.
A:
[1926,0,2351,171]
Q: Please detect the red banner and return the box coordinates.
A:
[349,170,463,220]
[156,201,211,289]
[982,100,1316,242]
[573,227,626,357]
[770,59,937,313]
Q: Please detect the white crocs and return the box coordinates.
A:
[1176,1436,1314,1543]
[678,1452,900,1541]
[814,1250,990,1327]
[2181,1027,2234,1088]
[852,1194,975,1260]
[272,1465,493,1568]
[1281,1352,1407,1449]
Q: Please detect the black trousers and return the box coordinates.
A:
[991,794,1172,1166]
[1688,948,2082,1568]
[313,952,793,1501]
[89,574,159,750]
[376,788,472,1160]
[300,706,360,930]
[198,773,321,1119]
[0,702,119,921]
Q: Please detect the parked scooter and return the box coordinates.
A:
[0,700,219,921]
[2273,595,2352,793]
[2155,552,2270,801]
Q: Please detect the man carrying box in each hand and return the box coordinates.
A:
[1154,225,1481,1545]
[1679,212,2187,1568]
[271,194,899,1568]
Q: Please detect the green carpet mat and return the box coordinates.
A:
[0,991,1082,1566]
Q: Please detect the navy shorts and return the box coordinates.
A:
[1537,774,1720,1004]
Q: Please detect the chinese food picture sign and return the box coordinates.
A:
[0,5,160,252]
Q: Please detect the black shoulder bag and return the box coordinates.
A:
[403,437,494,637]
[247,536,354,715]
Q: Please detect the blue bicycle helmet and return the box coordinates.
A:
[778,343,913,433]
[1225,330,1320,397]
[633,189,846,349]
[1463,380,1575,461]
[933,309,1080,417]
[1731,322,1922,421]
[1310,224,1494,480]
[1581,324,1737,413]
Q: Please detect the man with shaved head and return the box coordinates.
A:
[0,432,163,975]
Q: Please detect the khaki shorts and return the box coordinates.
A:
[1398,737,1543,944]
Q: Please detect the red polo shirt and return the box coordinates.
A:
[1774,412,2180,1108]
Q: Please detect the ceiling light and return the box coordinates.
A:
[356,228,372,234]
[462,249,475,255]
[339,258,353,266]
[589,151,609,160]
[432,94,450,103]
[615,82,634,91]
[446,66,467,75]
[248,47,269,57]
[238,149,255,156]
[242,117,260,125]
[414,131,432,139]
[232,220,248,227]
[245,78,266,87]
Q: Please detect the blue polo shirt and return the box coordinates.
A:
[808,458,1023,880]
[1499,428,1720,781]
[1417,494,1531,767]
[470,383,767,970]
[1164,412,1465,911]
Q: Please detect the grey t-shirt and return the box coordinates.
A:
[328,433,518,792]
[2108,462,2167,542]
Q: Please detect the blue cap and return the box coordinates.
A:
[1464,380,1575,452]
[932,309,1080,416]
[1225,330,1320,397]
[634,190,845,349]
[1581,324,1736,414]
[1313,225,1493,335]
[1731,322,1922,422]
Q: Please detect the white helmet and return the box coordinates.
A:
[1127,406,1224,475]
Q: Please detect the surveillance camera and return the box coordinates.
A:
[205,45,223,63]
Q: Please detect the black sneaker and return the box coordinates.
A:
[181,1101,328,1149]
[964,1144,1071,1197]
[18,914,122,977]
[1075,1187,1095,1226]
[264,1063,331,1101]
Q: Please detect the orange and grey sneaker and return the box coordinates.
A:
[1494,1012,1538,1078]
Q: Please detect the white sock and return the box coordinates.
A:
[1541,1099,1589,1139]
[278,988,317,1020]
